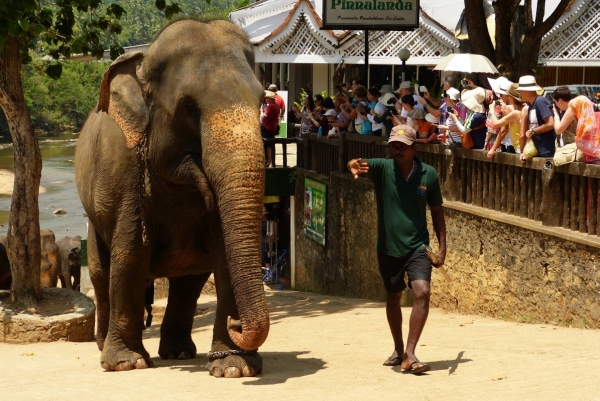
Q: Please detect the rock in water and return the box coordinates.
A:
[53,208,67,215]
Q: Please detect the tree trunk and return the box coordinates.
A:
[0,37,43,306]
[493,0,520,77]
[463,0,496,63]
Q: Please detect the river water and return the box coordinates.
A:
[0,132,88,241]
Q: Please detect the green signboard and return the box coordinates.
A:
[303,178,327,245]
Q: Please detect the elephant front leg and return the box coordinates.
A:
[87,228,110,351]
[207,265,263,378]
[100,249,153,371]
[158,273,210,359]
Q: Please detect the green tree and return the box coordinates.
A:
[0,0,182,306]
[463,0,574,79]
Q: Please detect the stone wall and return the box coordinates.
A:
[294,168,600,328]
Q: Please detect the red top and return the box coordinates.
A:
[262,103,280,131]
[274,94,286,119]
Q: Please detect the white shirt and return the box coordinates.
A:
[367,102,387,131]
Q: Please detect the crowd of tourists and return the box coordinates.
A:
[285,74,600,164]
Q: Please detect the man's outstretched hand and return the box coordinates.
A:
[347,158,369,179]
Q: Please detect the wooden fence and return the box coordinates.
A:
[299,132,600,238]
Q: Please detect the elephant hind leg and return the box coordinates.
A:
[158,272,210,360]
[87,224,111,351]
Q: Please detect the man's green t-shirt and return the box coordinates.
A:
[366,157,443,259]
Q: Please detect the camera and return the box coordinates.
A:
[461,79,469,86]
[494,100,501,107]
[447,106,455,114]
[360,106,371,115]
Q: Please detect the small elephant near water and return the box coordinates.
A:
[56,236,82,291]
[0,229,61,289]
[75,19,269,377]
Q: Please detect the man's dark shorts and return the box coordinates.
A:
[377,250,432,293]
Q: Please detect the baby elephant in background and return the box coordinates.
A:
[57,236,82,291]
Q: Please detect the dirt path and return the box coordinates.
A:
[1,289,600,400]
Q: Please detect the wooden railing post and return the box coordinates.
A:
[541,161,563,226]
[443,148,460,201]
[338,131,346,173]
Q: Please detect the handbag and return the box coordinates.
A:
[553,143,584,166]
[523,138,539,159]
[346,118,356,133]
[461,132,474,149]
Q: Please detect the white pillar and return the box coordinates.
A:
[271,63,278,87]
[280,63,286,89]
[254,63,261,82]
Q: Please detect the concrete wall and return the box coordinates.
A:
[294,168,600,328]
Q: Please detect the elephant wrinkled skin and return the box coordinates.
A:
[74,19,269,377]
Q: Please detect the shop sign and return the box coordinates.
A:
[303,178,327,246]
[322,0,419,31]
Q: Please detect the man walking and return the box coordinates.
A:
[347,125,446,374]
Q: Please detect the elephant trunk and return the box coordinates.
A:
[203,105,269,351]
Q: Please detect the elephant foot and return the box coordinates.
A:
[207,350,262,378]
[100,345,153,371]
[158,336,197,360]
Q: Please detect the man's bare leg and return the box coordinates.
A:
[383,291,404,365]
[402,280,431,372]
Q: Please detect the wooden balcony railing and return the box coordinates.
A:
[299,132,600,238]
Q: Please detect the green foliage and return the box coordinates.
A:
[21,58,108,131]
[114,0,244,46]
[0,0,184,75]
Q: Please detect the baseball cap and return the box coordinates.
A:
[388,125,416,146]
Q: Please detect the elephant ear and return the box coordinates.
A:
[98,52,148,149]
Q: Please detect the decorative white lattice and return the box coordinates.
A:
[540,0,600,60]
[272,15,336,56]
[341,25,456,59]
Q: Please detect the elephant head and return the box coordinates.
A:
[96,19,269,351]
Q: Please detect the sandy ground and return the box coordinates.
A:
[0,169,46,196]
[1,289,600,401]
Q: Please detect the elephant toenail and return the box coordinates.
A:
[242,365,257,377]
[211,367,223,377]
[224,367,242,378]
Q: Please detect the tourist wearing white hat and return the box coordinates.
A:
[487,83,525,158]
[446,87,489,149]
[516,75,556,158]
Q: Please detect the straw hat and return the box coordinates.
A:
[394,81,412,93]
[461,87,486,113]
[264,90,276,99]
[516,75,544,94]
[507,83,524,103]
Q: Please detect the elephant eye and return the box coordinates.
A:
[183,99,196,112]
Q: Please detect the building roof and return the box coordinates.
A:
[230,0,459,65]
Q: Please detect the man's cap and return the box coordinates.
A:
[264,90,276,99]
[379,84,394,94]
[388,124,416,146]
[268,84,278,91]
[394,81,412,93]
[324,109,337,116]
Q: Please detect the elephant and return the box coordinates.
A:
[0,231,60,289]
[39,229,60,288]
[74,19,269,377]
[56,236,82,291]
